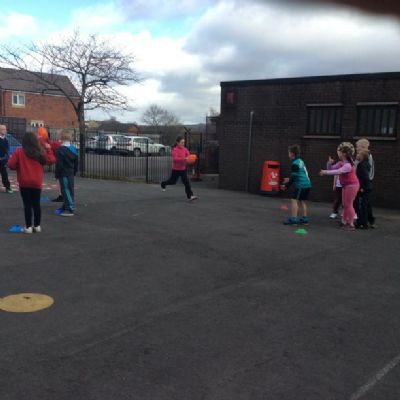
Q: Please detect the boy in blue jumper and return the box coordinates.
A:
[281,144,312,225]
[55,131,78,217]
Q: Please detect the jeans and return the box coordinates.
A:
[0,161,11,189]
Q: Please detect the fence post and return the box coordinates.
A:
[145,138,149,183]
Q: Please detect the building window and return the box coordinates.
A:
[12,93,25,107]
[307,106,342,135]
[223,90,237,108]
[357,105,397,137]
[31,120,45,128]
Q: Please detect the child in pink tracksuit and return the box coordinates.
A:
[319,142,359,230]
[161,136,198,201]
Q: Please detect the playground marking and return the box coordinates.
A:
[280,204,289,211]
[349,353,400,399]
[0,293,54,313]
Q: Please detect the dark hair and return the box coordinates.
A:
[173,136,185,148]
[22,132,46,164]
[288,144,301,157]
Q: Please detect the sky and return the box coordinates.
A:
[1,0,400,123]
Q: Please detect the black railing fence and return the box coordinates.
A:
[8,122,219,183]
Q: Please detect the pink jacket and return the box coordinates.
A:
[325,161,359,187]
[172,146,190,171]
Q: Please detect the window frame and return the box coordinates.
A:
[12,92,26,107]
[356,103,398,138]
[306,104,343,137]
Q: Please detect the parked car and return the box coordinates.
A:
[122,136,170,157]
[6,134,22,155]
[85,136,99,153]
[95,134,126,154]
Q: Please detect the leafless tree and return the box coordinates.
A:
[142,104,180,127]
[0,30,140,173]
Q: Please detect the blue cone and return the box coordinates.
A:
[9,225,24,233]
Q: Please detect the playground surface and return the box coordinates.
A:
[1,174,400,400]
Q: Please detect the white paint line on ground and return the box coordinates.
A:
[349,353,400,400]
[131,212,144,218]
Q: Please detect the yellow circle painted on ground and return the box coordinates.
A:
[0,293,54,313]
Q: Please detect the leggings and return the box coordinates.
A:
[162,170,193,199]
[20,188,41,228]
[342,184,359,225]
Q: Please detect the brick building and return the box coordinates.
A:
[218,72,400,208]
[0,68,79,129]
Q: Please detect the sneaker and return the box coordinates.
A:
[299,216,309,225]
[161,182,166,192]
[369,224,377,229]
[189,195,198,202]
[59,210,74,217]
[6,188,13,194]
[33,226,41,233]
[283,217,298,225]
[24,227,33,234]
[329,213,338,219]
[52,195,64,202]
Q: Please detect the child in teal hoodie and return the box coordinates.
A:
[281,144,312,225]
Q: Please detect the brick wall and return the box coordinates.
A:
[218,74,400,209]
[2,91,78,128]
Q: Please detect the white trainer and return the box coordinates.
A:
[189,196,198,202]
[33,226,41,233]
[329,213,338,219]
[24,227,33,234]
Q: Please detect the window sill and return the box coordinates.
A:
[303,135,341,139]
[353,136,397,141]
[11,104,25,108]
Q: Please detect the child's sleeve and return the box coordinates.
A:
[44,147,56,165]
[7,149,18,170]
[325,163,352,176]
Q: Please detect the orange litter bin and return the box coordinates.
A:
[260,161,280,193]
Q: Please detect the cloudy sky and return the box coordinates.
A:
[1,0,400,123]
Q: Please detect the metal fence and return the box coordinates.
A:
[6,122,219,183]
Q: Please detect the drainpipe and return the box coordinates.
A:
[245,110,255,192]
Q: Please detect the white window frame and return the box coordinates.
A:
[30,120,45,128]
[12,92,25,107]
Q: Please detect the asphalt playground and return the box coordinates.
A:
[1,173,400,400]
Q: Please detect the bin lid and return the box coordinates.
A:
[264,160,280,166]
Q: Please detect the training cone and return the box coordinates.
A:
[40,196,50,202]
[295,228,308,235]
[54,208,63,215]
[9,225,24,233]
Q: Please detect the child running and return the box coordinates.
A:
[161,136,198,201]
[55,131,79,217]
[7,132,56,233]
[280,144,312,225]
[319,142,359,231]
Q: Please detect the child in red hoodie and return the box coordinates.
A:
[8,132,56,233]
[161,136,197,201]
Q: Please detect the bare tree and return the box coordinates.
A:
[0,30,140,174]
[142,104,180,127]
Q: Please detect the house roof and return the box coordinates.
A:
[0,67,80,97]
[221,71,400,88]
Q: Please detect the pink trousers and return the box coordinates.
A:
[342,184,359,225]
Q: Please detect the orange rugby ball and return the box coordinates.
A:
[186,154,197,165]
